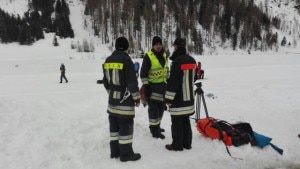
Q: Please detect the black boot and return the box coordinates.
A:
[159,126,165,132]
[120,153,141,162]
[119,143,141,162]
[183,145,192,150]
[150,126,165,139]
[155,133,165,139]
[165,144,183,151]
[110,141,120,159]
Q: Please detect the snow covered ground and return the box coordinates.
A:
[0,38,300,169]
[1,0,300,168]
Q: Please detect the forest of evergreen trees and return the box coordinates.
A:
[0,0,74,45]
[85,0,287,54]
[1,0,299,52]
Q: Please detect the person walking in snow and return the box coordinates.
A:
[102,37,141,162]
[140,36,168,139]
[60,63,68,83]
[165,37,197,151]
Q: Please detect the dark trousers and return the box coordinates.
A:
[171,116,192,149]
[60,73,68,83]
[109,115,134,157]
[147,99,164,134]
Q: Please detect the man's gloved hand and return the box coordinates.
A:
[135,99,140,107]
[96,80,103,84]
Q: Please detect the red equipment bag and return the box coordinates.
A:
[197,117,256,147]
[139,84,147,106]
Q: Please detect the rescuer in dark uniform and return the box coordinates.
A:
[165,37,197,151]
[140,36,168,139]
[102,37,141,162]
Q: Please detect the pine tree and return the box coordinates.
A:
[29,10,44,40]
[61,0,70,15]
[232,33,238,50]
[18,22,33,45]
[281,36,287,46]
[54,0,74,38]
[55,0,62,15]
[193,29,203,55]
[53,35,59,46]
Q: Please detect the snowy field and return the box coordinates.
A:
[0,39,300,169]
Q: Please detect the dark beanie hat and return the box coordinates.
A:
[173,37,186,47]
[115,37,129,51]
[152,36,162,46]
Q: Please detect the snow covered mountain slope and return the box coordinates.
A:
[1,0,299,54]
[0,0,29,16]
[255,0,300,46]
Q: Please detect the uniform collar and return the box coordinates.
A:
[151,48,164,56]
[170,47,186,61]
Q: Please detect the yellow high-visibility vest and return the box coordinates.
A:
[147,51,168,83]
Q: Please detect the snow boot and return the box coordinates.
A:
[165,144,183,151]
[159,126,165,132]
[110,141,120,159]
[183,145,192,150]
[120,153,141,162]
[150,126,165,139]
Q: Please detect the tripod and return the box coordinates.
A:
[195,81,209,123]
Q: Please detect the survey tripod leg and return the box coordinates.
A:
[195,82,209,123]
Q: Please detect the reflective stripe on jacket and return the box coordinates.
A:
[165,48,196,116]
[102,50,140,117]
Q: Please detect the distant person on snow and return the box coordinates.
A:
[60,63,68,83]
[196,62,204,79]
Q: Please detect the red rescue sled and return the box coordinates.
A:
[196,117,233,146]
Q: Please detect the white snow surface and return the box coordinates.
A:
[1,0,300,168]
[1,38,300,169]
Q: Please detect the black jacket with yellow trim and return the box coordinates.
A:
[165,48,196,116]
[140,49,167,102]
[102,50,140,117]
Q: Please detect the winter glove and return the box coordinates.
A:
[97,80,103,84]
[134,99,140,107]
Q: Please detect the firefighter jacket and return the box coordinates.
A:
[102,50,140,117]
[140,49,168,102]
[165,48,196,116]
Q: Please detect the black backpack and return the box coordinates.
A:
[211,121,257,147]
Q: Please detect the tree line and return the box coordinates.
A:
[0,0,74,45]
[85,0,290,54]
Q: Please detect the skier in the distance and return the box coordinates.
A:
[60,63,68,83]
